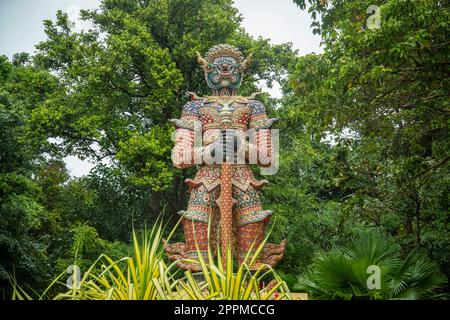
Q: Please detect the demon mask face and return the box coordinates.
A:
[197,44,252,91]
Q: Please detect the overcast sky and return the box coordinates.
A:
[0,0,322,177]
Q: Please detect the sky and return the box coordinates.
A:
[0,0,322,177]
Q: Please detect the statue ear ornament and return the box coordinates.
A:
[240,52,253,72]
[186,91,201,101]
[196,51,211,73]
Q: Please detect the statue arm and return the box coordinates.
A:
[170,101,202,169]
[248,100,278,167]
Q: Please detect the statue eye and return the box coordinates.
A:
[216,64,234,73]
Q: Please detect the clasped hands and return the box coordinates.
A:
[205,130,244,163]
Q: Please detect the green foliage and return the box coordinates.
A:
[55,223,128,274]
[1,1,296,298]
[177,248,290,300]
[62,165,156,241]
[295,232,447,299]
[116,125,174,190]
[269,0,449,291]
[0,56,131,296]
[0,56,55,297]
[176,221,291,300]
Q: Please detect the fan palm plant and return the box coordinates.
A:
[295,232,446,300]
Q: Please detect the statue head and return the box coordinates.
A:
[197,44,252,92]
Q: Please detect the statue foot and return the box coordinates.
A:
[162,239,203,272]
[162,239,187,260]
[253,239,286,269]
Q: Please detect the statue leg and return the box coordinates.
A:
[237,220,267,263]
[181,219,209,261]
[164,184,219,271]
[234,185,286,269]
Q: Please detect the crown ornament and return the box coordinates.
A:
[197,44,253,73]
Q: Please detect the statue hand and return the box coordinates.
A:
[221,130,240,161]
[208,130,241,163]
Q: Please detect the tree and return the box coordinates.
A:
[0,55,57,296]
[280,0,449,287]
[0,55,130,297]
[29,0,297,219]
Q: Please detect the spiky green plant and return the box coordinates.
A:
[176,247,290,300]
[176,223,291,300]
[295,232,447,300]
[55,222,177,300]
[12,221,178,300]
[12,219,290,300]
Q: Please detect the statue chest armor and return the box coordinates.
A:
[198,101,251,132]
[194,99,252,146]
[187,100,268,192]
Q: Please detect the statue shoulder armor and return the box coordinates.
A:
[169,93,203,129]
[247,99,279,129]
[182,99,202,116]
[248,99,266,115]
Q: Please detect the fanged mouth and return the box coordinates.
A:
[213,74,237,83]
